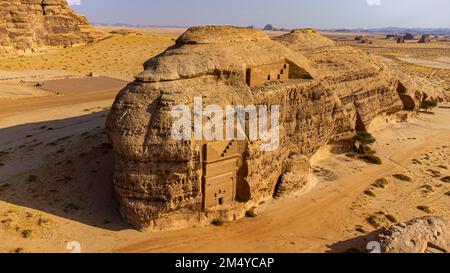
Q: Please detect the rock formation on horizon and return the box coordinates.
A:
[0,0,100,53]
[419,34,432,43]
[106,26,422,230]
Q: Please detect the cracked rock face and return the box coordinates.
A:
[0,0,99,53]
[106,26,408,230]
[377,217,450,253]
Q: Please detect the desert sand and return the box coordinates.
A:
[1,28,450,253]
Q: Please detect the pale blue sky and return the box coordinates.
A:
[71,0,450,29]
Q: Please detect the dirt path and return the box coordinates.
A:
[0,78,126,128]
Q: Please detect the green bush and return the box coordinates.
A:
[355,131,376,145]
[420,99,438,111]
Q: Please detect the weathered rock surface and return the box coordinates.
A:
[106,26,413,230]
[419,34,432,43]
[377,217,450,253]
[0,0,100,53]
[274,28,336,51]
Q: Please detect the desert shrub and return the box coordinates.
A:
[211,219,224,226]
[355,226,366,234]
[14,248,24,253]
[355,131,376,146]
[366,216,380,228]
[417,205,433,213]
[364,190,376,197]
[361,145,376,155]
[441,176,450,183]
[420,185,433,193]
[420,99,438,111]
[372,178,389,188]
[22,230,32,238]
[37,218,50,226]
[393,174,412,182]
[385,214,398,223]
[412,159,422,165]
[445,191,450,196]
[427,169,441,178]
[245,208,257,218]
[360,154,382,165]
[1,218,12,224]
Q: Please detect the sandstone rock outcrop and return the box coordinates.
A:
[0,0,100,53]
[377,217,450,253]
[106,26,410,230]
[274,29,335,51]
[419,34,432,43]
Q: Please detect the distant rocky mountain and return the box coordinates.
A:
[325,27,450,36]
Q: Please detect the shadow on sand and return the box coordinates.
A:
[0,110,131,231]
[326,230,382,253]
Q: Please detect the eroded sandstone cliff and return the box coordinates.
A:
[106,26,412,230]
[0,0,99,53]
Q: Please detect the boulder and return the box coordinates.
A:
[377,217,450,253]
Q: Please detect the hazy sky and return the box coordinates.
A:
[71,0,450,29]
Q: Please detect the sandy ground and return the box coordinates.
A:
[1,104,449,253]
[398,56,450,70]
[334,34,450,93]
[0,80,53,100]
[0,30,178,82]
[1,29,450,253]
